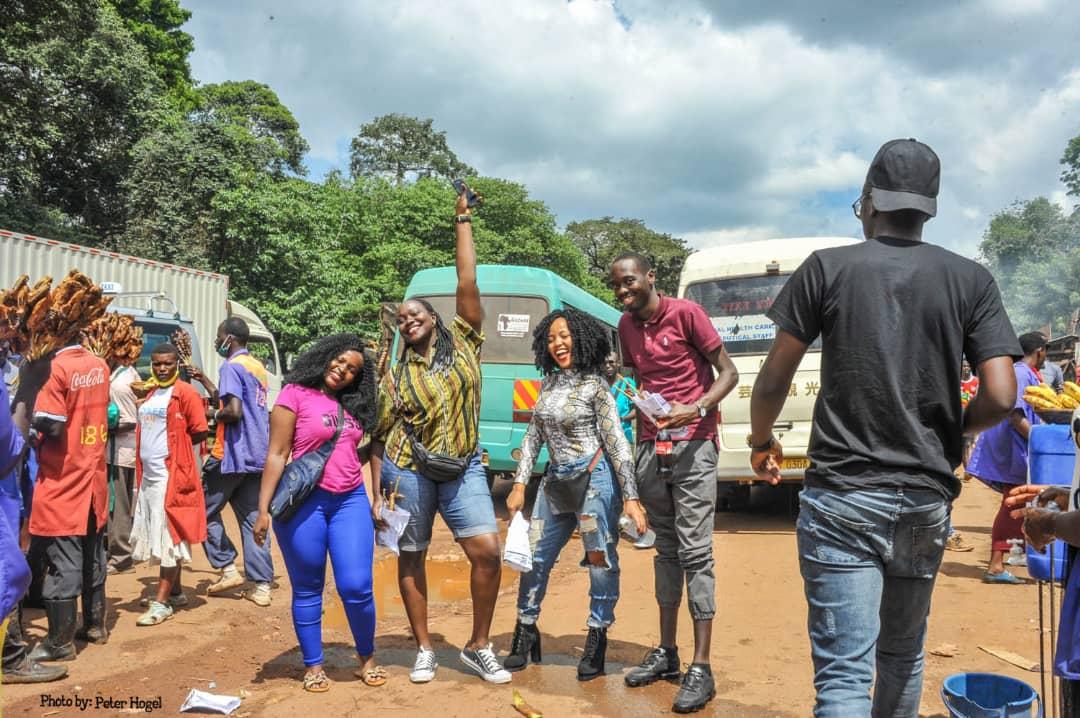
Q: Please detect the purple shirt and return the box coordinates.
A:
[967,361,1042,486]
[275,384,364,493]
[618,295,723,443]
[216,350,270,474]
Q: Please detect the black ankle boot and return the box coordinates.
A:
[577,627,607,681]
[503,621,541,672]
[75,585,108,644]
[28,599,78,662]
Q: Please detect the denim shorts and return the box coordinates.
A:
[381,450,499,552]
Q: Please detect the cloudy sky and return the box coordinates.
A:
[184,0,1080,257]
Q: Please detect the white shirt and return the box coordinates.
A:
[138,386,173,482]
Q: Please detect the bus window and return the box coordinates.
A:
[684,274,821,356]
[410,295,550,364]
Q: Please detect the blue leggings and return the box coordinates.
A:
[273,485,375,666]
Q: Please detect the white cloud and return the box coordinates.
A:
[183,0,1080,257]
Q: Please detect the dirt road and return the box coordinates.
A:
[1,478,1055,717]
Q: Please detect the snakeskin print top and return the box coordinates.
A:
[512,370,638,500]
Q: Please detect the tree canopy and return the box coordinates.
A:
[567,217,690,297]
[349,114,475,184]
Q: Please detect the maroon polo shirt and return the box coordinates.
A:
[618,294,723,443]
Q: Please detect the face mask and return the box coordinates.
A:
[216,336,233,358]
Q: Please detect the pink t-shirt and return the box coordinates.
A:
[618,294,724,443]
[275,384,364,493]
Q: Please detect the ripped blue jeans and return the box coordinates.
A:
[516,454,622,628]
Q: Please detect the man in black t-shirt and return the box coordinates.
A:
[748,138,1021,717]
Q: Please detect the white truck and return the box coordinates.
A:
[0,228,283,397]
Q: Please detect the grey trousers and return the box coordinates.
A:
[635,439,717,621]
[107,465,135,569]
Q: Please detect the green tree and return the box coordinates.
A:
[349,114,475,184]
[978,197,1080,332]
[195,81,309,176]
[1063,133,1080,197]
[566,217,689,297]
[105,0,195,107]
[0,0,166,237]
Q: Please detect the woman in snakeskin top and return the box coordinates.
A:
[503,307,648,681]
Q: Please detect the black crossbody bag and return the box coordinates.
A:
[269,403,345,522]
[544,447,604,515]
[390,364,470,484]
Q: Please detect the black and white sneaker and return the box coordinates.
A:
[460,645,512,684]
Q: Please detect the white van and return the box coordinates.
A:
[678,237,860,496]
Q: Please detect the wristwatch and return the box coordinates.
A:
[695,401,707,418]
[454,213,472,224]
[746,433,775,452]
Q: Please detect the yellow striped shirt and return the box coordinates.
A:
[375,316,484,469]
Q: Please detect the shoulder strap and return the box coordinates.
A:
[587,446,604,473]
[329,402,346,447]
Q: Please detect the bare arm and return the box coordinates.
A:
[215,395,243,424]
[750,330,808,446]
[454,190,483,332]
[659,345,739,429]
[253,406,297,545]
[963,356,1017,435]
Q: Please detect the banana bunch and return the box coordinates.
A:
[1024,382,1080,411]
[83,313,143,365]
[0,271,113,360]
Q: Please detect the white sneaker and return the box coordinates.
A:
[460,644,512,684]
[410,647,438,683]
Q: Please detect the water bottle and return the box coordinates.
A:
[656,429,674,481]
[618,515,656,548]
[1005,538,1027,567]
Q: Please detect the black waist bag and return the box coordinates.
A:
[544,448,603,515]
[404,423,470,483]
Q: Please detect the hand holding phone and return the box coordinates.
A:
[453,179,483,209]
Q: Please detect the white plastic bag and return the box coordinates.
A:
[376,505,410,556]
[503,512,532,573]
[180,689,242,715]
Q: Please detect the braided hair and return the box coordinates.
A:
[400,299,456,373]
[284,333,377,430]
[531,307,611,377]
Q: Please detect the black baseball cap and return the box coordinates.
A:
[866,138,940,217]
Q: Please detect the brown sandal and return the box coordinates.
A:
[357,665,387,687]
[303,669,330,693]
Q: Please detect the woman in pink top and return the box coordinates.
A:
[253,334,383,693]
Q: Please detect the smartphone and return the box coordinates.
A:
[452,178,482,208]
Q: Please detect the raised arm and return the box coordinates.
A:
[454,186,483,332]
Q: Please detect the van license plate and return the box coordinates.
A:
[782,458,809,470]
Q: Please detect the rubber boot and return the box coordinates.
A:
[577,627,607,681]
[75,585,108,644]
[27,599,78,662]
[0,605,66,683]
[502,620,542,672]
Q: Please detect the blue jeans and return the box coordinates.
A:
[202,459,274,583]
[516,455,622,628]
[797,487,949,718]
[382,450,499,552]
[274,485,375,666]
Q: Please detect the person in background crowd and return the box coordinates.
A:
[254,334,383,693]
[0,352,65,684]
[189,318,273,606]
[967,331,1048,585]
[603,353,636,444]
[26,341,112,663]
[106,352,140,575]
[945,359,980,553]
[503,309,647,680]
[2,341,17,399]
[749,138,1019,717]
[371,185,509,686]
[610,252,738,714]
[1043,354,1065,394]
[129,345,208,626]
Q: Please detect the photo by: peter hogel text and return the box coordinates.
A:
[39,693,164,713]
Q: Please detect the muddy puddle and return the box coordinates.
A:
[323,555,485,627]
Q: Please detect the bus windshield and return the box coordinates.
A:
[684,273,819,355]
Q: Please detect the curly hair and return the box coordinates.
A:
[531,307,611,377]
[284,333,377,430]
